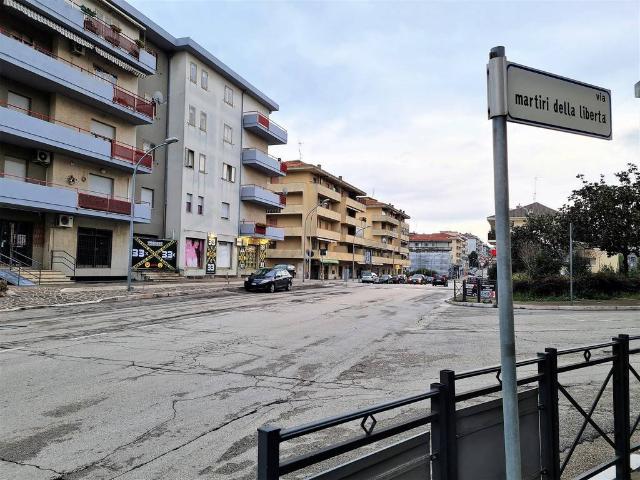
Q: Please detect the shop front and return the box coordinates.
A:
[237,237,269,276]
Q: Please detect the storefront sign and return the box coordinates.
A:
[206,233,217,274]
[131,238,177,270]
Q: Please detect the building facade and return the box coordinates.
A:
[266,162,410,279]
[408,232,468,277]
[1,0,158,282]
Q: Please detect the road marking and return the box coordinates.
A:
[71,333,108,340]
[0,347,24,354]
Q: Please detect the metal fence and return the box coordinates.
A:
[257,334,639,479]
[452,278,497,303]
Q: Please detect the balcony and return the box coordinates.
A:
[0,173,151,222]
[317,184,342,202]
[371,214,400,226]
[242,111,287,145]
[345,196,366,212]
[240,184,285,209]
[316,229,341,242]
[239,222,285,241]
[0,104,151,173]
[16,0,156,74]
[0,29,154,125]
[317,206,341,222]
[372,228,396,238]
[241,149,286,177]
[488,230,496,241]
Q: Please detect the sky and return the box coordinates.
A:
[131,0,639,241]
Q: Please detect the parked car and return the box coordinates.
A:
[273,264,296,277]
[409,274,426,285]
[432,274,449,287]
[360,271,379,284]
[424,276,434,283]
[379,274,393,284]
[395,274,407,284]
[245,268,292,292]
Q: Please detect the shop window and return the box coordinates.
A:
[185,237,204,268]
[77,228,112,268]
[217,241,232,269]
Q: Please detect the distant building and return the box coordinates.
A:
[409,232,467,277]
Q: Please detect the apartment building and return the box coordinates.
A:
[486,202,557,246]
[0,0,158,282]
[0,0,288,282]
[409,231,468,276]
[267,162,410,279]
[358,197,411,276]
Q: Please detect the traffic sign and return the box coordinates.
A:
[506,63,611,139]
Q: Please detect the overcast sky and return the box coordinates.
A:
[131,0,639,241]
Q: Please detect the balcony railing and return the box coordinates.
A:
[0,26,155,120]
[80,14,140,60]
[0,101,152,169]
[279,193,287,206]
[0,172,149,217]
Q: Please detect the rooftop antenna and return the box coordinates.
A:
[533,176,540,202]
[298,141,303,161]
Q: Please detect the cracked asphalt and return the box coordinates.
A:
[0,283,638,479]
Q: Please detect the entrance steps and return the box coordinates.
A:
[140,271,182,282]
[0,267,73,286]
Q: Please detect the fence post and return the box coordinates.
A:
[257,425,280,480]
[431,371,457,480]
[462,280,467,302]
[538,348,560,480]
[612,334,631,479]
[477,278,481,303]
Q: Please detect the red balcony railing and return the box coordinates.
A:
[83,17,139,58]
[1,101,153,169]
[279,193,287,206]
[78,192,131,215]
[255,223,267,235]
[0,172,150,216]
[280,162,288,173]
[0,26,154,120]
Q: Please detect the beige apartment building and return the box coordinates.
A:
[1,0,158,283]
[267,162,410,279]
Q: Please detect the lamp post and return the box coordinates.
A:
[302,198,330,282]
[352,224,371,281]
[127,137,178,292]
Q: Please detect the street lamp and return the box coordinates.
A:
[127,137,179,292]
[352,224,371,281]
[302,198,330,282]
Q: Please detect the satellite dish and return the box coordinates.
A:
[152,91,164,104]
[282,187,288,195]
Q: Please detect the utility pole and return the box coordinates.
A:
[487,46,522,480]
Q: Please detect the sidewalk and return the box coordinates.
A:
[446,298,640,311]
[0,278,345,312]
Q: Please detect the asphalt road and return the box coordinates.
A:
[0,283,638,479]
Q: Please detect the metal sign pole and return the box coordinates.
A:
[569,223,574,304]
[488,45,522,480]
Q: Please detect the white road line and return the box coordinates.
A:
[0,347,24,354]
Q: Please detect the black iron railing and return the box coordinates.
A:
[257,335,639,479]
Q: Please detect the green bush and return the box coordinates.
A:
[512,271,640,299]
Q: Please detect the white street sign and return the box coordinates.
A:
[506,63,612,139]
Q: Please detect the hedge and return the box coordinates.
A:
[512,272,640,299]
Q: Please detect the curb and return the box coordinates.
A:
[0,281,340,313]
[445,298,640,311]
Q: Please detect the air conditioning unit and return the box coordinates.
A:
[70,42,85,56]
[57,215,74,228]
[34,150,52,166]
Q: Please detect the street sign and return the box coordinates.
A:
[506,63,611,139]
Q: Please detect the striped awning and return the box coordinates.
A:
[4,0,146,78]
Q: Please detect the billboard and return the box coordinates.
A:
[131,238,177,270]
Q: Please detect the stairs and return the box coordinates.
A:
[33,269,74,285]
[140,271,182,282]
[0,267,73,286]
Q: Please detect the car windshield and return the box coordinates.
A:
[253,268,275,278]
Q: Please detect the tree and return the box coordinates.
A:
[511,214,568,277]
[563,164,640,274]
[468,251,479,268]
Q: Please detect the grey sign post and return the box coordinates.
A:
[487,46,611,479]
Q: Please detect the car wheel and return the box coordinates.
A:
[269,283,275,293]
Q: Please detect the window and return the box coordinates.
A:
[7,91,30,112]
[224,86,234,106]
[4,157,27,179]
[188,105,196,126]
[186,193,193,213]
[223,124,232,143]
[197,196,204,215]
[76,228,112,268]
[189,62,197,83]
[200,111,207,131]
[217,241,232,269]
[90,119,115,140]
[185,238,204,268]
[221,202,230,219]
[201,70,208,90]
[89,174,114,198]
[198,154,206,173]
[94,65,117,84]
[140,187,154,208]
[185,149,194,168]
[222,163,236,182]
